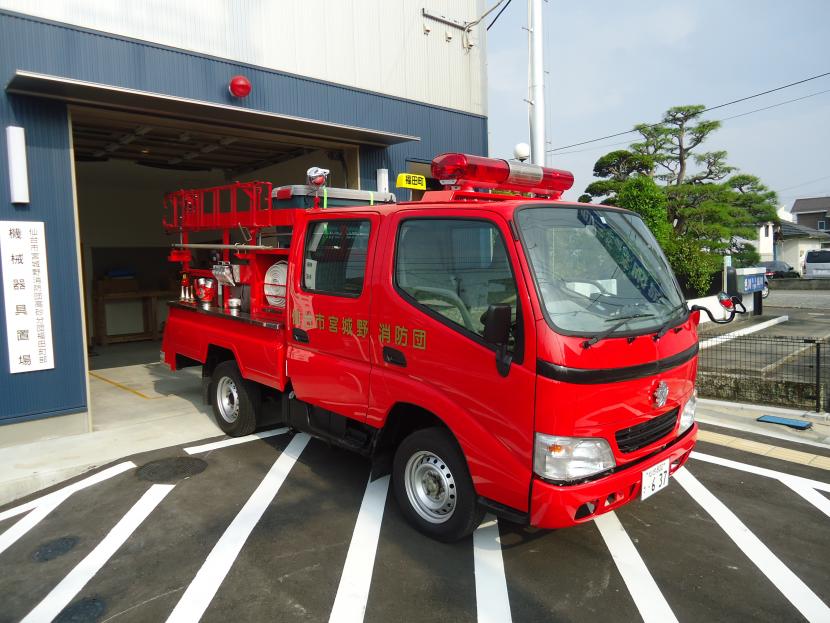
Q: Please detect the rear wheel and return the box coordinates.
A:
[762,283,770,298]
[392,427,483,542]
[209,360,260,436]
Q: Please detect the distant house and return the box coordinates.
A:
[791,196,830,231]
[758,221,830,273]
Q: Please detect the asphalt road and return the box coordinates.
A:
[766,289,830,311]
[1,423,828,623]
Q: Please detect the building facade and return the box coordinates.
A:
[0,1,489,431]
[791,196,830,232]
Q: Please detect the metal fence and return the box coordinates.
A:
[697,335,830,412]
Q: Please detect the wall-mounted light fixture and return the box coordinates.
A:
[228,75,252,98]
[6,126,29,204]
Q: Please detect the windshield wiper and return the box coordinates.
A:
[582,314,654,349]
[653,303,689,341]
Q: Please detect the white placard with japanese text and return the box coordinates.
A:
[0,221,55,373]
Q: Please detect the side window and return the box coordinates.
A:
[396,219,518,346]
[303,220,370,296]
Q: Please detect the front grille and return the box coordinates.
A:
[615,408,679,453]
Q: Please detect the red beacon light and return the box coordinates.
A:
[431,153,574,197]
[228,75,252,98]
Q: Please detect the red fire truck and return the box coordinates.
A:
[161,153,742,541]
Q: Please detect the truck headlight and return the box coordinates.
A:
[533,434,615,482]
[678,391,697,434]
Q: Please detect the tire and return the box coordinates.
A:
[762,284,770,299]
[392,427,484,542]
[209,360,260,436]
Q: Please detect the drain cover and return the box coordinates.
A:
[136,457,207,483]
[54,597,106,623]
[32,536,79,562]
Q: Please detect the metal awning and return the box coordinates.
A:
[6,70,420,147]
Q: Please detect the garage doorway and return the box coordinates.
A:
[69,106,358,426]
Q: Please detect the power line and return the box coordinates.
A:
[718,88,830,122]
[550,87,830,157]
[546,71,830,153]
[777,174,830,193]
[487,0,512,30]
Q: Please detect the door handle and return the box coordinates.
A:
[383,346,407,367]
[292,328,310,343]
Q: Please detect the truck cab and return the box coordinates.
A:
[162,154,741,541]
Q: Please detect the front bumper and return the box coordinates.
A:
[529,424,697,528]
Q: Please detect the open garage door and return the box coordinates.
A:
[71,106,359,361]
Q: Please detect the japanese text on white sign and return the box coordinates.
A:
[1,221,55,373]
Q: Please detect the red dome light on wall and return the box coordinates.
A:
[228,75,252,98]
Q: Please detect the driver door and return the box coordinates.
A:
[367,208,538,512]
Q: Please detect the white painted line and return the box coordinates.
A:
[473,514,513,623]
[0,462,137,555]
[698,315,789,350]
[595,512,678,623]
[184,427,290,454]
[167,433,310,623]
[691,451,830,492]
[0,495,65,557]
[329,475,389,623]
[760,341,814,374]
[697,416,830,451]
[0,461,136,523]
[675,468,830,622]
[21,484,174,623]
[783,481,830,519]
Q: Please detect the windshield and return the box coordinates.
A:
[516,206,685,335]
[806,250,830,263]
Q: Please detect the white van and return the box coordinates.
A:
[803,249,830,279]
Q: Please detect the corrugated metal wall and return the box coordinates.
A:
[0,11,486,423]
[0,94,88,422]
[0,0,487,115]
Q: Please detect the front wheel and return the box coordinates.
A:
[209,360,260,436]
[392,427,483,542]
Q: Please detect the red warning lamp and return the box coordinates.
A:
[431,153,574,197]
[228,75,252,98]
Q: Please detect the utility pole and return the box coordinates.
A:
[528,0,545,166]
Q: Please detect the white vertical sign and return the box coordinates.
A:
[0,221,55,373]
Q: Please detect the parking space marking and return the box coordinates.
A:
[183,428,290,454]
[595,512,678,623]
[698,315,788,350]
[691,452,830,492]
[0,462,137,555]
[675,468,830,622]
[759,341,816,374]
[329,475,389,623]
[783,482,830,519]
[0,461,136,523]
[21,484,174,623]
[167,433,310,623]
[473,515,512,623]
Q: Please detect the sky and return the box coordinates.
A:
[485,0,830,210]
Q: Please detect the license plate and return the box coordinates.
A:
[641,459,670,500]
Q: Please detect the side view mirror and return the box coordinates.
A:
[483,304,511,344]
[690,291,746,324]
[483,304,513,377]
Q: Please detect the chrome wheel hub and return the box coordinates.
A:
[216,376,239,423]
[404,450,456,524]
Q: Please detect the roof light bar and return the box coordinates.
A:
[431,153,574,196]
